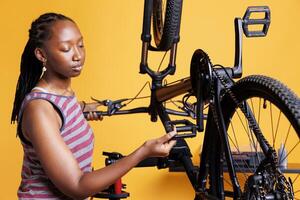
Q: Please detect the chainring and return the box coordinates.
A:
[190,49,213,102]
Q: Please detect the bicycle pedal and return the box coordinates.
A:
[170,120,197,138]
[242,6,270,37]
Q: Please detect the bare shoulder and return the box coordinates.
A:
[24,98,55,113]
[22,98,62,139]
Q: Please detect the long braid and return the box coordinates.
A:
[11,13,74,125]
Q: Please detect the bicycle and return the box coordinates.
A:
[87,0,300,199]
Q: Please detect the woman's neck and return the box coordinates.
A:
[37,74,74,96]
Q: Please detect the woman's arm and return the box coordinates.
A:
[22,99,176,199]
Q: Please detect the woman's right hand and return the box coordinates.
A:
[81,101,103,121]
[140,127,177,158]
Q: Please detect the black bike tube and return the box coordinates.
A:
[141,0,153,42]
[156,102,173,132]
[213,78,242,199]
[179,154,198,190]
[197,118,212,189]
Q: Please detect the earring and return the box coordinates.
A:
[42,60,47,72]
[40,60,47,79]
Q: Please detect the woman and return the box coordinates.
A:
[11,13,176,199]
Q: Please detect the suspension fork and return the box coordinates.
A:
[213,78,242,199]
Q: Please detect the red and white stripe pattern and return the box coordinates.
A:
[18,92,94,199]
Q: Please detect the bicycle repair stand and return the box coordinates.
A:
[93,152,130,200]
[93,139,197,199]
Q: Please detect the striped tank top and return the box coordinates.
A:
[17,90,94,199]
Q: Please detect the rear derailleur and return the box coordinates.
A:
[243,158,294,200]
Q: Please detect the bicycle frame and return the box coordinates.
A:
[87,3,279,200]
[84,10,251,138]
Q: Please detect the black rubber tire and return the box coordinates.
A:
[207,75,300,199]
[152,0,183,51]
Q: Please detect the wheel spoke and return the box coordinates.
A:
[250,98,255,118]
[236,110,249,135]
[292,173,300,184]
[236,106,259,155]
[255,98,262,152]
[273,111,282,148]
[224,176,232,187]
[227,133,254,176]
[258,98,261,125]
[157,51,168,72]
[279,124,291,164]
[269,102,275,148]
[244,113,254,151]
[230,122,239,153]
[228,117,254,177]
[280,140,300,164]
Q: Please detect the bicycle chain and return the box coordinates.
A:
[210,67,294,199]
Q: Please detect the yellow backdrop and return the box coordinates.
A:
[0,0,299,199]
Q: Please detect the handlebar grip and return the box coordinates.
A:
[242,6,270,37]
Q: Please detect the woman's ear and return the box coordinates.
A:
[34,48,47,63]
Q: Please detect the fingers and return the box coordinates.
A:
[158,137,176,157]
[169,139,177,146]
[158,126,177,143]
[163,138,177,150]
[87,112,103,121]
[167,126,177,138]
[160,127,177,154]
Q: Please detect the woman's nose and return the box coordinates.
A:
[73,47,82,61]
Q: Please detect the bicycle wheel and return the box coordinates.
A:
[152,0,183,51]
[208,75,300,199]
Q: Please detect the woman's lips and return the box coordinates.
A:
[72,65,82,72]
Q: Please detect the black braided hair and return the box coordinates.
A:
[11,13,74,124]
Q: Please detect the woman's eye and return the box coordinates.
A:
[61,48,70,52]
[79,43,84,48]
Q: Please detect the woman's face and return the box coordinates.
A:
[42,20,85,79]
